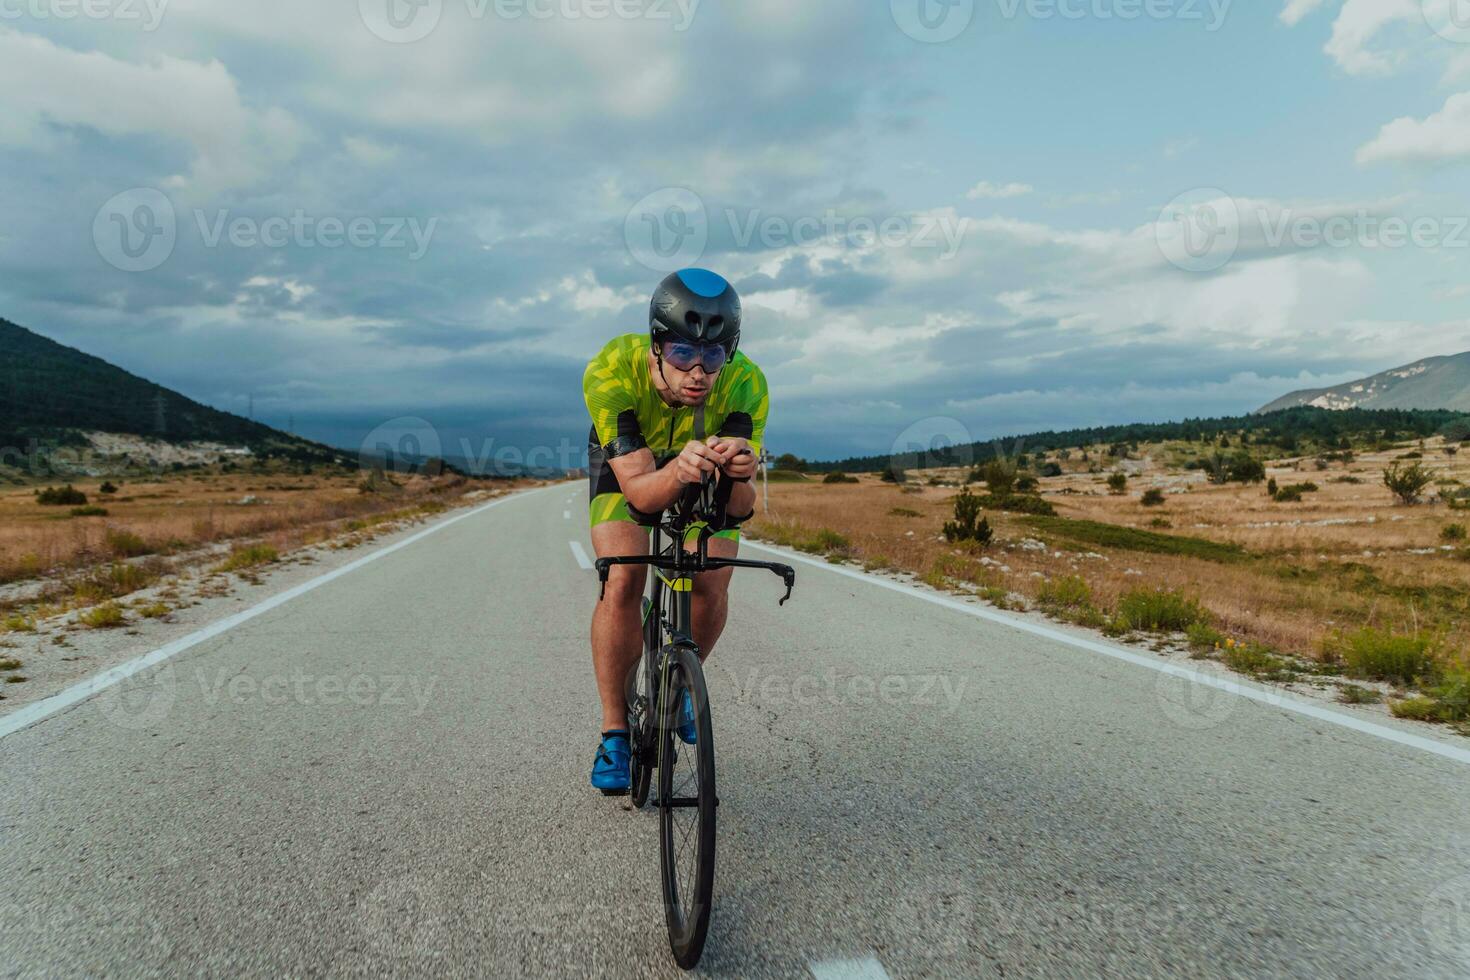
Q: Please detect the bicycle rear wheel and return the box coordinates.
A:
[657,643,716,969]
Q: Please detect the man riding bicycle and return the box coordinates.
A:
[583,269,768,793]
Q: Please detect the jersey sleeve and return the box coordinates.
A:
[717,360,770,456]
[583,341,646,457]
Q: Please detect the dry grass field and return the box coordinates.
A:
[749,438,1470,731]
[0,462,532,629]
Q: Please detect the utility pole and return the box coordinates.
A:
[758,447,772,513]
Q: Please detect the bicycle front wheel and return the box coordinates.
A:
[657,643,716,969]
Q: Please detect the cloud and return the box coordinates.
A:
[966,181,1034,200]
[0,27,302,196]
[1279,0,1328,26]
[1357,91,1470,163]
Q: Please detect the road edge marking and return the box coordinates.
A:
[0,485,558,741]
[744,540,1470,768]
[569,540,594,570]
[809,955,892,980]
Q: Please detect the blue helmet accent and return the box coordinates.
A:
[676,268,729,299]
[650,270,742,354]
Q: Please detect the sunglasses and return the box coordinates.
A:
[660,341,729,374]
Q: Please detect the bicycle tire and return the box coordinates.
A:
[658,643,716,969]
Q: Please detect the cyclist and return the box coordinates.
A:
[583,269,768,793]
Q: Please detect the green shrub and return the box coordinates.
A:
[1331,628,1437,686]
[1441,523,1467,542]
[1141,488,1166,507]
[1106,473,1128,495]
[36,485,87,506]
[1186,622,1224,651]
[1266,477,1278,497]
[822,472,859,485]
[1040,462,1063,478]
[942,488,993,546]
[136,602,170,619]
[1114,589,1206,633]
[1337,684,1382,705]
[105,528,151,558]
[99,482,118,494]
[1023,516,1245,563]
[889,507,921,518]
[978,492,1056,517]
[974,459,1018,494]
[1015,475,1040,493]
[1149,517,1172,529]
[2,613,37,633]
[1383,461,1433,504]
[79,602,126,629]
[1273,486,1304,503]
[1037,575,1091,610]
[70,506,109,517]
[1221,643,1294,680]
[1389,697,1441,722]
[881,467,907,484]
[216,544,279,573]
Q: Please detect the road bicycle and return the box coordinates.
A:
[595,465,796,969]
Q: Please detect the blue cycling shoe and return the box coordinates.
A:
[677,689,697,745]
[591,730,631,795]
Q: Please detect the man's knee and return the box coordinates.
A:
[692,568,733,600]
[601,565,646,606]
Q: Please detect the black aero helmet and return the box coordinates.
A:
[650,269,742,356]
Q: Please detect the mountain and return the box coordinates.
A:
[0,317,342,464]
[1258,353,1470,414]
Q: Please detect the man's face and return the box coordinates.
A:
[656,341,726,405]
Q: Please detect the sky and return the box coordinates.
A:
[3,0,1470,464]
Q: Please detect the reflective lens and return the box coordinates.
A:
[663,342,728,374]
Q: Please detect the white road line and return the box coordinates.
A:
[809,955,891,980]
[745,540,1470,768]
[0,486,555,741]
[569,540,594,570]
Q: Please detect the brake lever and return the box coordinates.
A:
[595,558,610,601]
[777,567,796,606]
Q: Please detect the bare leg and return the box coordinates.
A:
[689,536,737,662]
[590,522,649,732]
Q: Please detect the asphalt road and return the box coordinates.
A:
[2,484,1468,978]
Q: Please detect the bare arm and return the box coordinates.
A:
[607,438,725,516]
